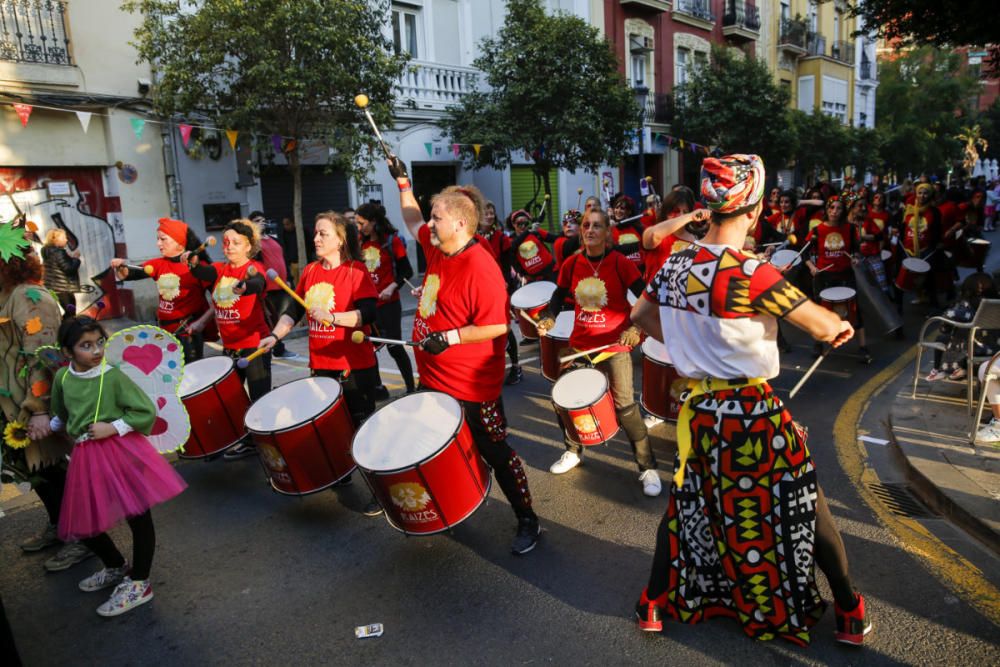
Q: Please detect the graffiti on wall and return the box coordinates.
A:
[0,169,121,318]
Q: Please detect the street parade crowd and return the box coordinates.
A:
[5,150,1000,657]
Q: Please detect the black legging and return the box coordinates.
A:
[374,300,415,393]
[312,366,379,426]
[646,485,855,609]
[228,347,271,402]
[81,510,155,581]
[33,465,66,525]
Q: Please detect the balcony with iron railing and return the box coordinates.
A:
[722,1,760,42]
[620,0,671,12]
[0,0,72,66]
[859,60,876,81]
[830,40,855,66]
[805,32,826,59]
[643,92,673,126]
[673,0,715,31]
[396,60,480,113]
[778,17,809,55]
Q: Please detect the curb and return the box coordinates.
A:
[887,411,1000,557]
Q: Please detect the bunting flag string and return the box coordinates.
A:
[13,104,32,127]
[179,123,194,147]
[76,111,92,133]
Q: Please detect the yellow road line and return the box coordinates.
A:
[834,345,1000,626]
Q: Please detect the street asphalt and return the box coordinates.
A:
[3,270,1000,665]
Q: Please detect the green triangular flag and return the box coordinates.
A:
[130,117,146,139]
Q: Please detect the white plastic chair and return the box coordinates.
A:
[970,352,1000,446]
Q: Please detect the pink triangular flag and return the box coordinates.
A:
[226,129,238,150]
[452,143,460,157]
[13,104,32,127]
[76,111,92,133]
[179,123,194,147]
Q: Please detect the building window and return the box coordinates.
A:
[833,12,840,41]
[808,1,818,32]
[693,50,708,73]
[631,52,646,87]
[780,0,790,23]
[676,47,690,88]
[392,6,419,58]
[821,100,847,123]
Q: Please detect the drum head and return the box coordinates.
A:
[880,250,892,261]
[548,311,574,340]
[178,356,234,397]
[552,367,609,409]
[771,249,801,269]
[627,291,638,306]
[510,281,557,309]
[902,257,930,272]
[641,336,671,364]
[352,392,463,472]
[244,377,342,432]
[971,239,991,246]
[820,286,856,302]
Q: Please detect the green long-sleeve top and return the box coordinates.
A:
[50,365,156,440]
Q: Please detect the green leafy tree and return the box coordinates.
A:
[848,1,998,70]
[875,47,980,178]
[848,126,885,182]
[441,0,635,229]
[123,0,408,265]
[672,45,795,175]
[787,110,850,185]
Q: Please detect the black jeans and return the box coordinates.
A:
[227,347,271,402]
[459,397,536,521]
[312,366,379,425]
[265,290,292,356]
[81,510,155,580]
[33,465,67,526]
[374,300,415,393]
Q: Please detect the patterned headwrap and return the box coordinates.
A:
[562,209,581,226]
[915,183,934,196]
[699,154,765,214]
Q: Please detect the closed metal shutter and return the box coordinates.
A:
[510,165,560,231]
[260,166,349,225]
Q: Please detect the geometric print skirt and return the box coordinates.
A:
[661,382,825,645]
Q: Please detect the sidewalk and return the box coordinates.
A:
[889,364,1000,554]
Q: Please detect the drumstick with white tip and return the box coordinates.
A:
[518,310,540,329]
[788,347,830,398]
[559,344,615,364]
[576,187,583,210]
[354,94,393,160]
[237,346,270,368]
[350,330,418,347]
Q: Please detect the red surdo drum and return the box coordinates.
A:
[244,377,355,496]
[352,392,491,535]
[819,286,858,325]
[960,238,991,268]
[510,281,556,339]
[551,367,620,446]
[640,338,683,422]
[895,257,930,291]
[539,311,574,382]
[178,356,250,459]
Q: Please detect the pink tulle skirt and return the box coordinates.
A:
[58,432,187,541]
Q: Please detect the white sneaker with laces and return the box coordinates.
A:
[643,414,664,429]
[96,577,153,617]
[975,420,1000,445]
[549,451,581,474]
[79,565,129,592]
[639,469,662,497]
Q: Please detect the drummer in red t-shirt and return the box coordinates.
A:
[389,156,541,555]
[111,217,214,363]
[479,202,525,386]
[804,196,871,363]
[509,209,556,284]
[354,202,416,396]
[536,207,662,497]
[610,193,645,275]
[188,219,271,458]
[534,209,581,273]
[641,187,708,285]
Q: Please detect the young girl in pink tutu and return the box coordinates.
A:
[50,317,187,617]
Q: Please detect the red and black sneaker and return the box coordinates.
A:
[835,593,872,646]
[635,588,664,632]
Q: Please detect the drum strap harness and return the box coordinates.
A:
[674,376,766,489]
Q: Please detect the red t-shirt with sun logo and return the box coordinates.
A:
[413,224,508,402]
[612,222,645,273]
[513,232,554,277]
[209,260,269,349]
[361,235,407,305]
[294,259,378,371]
[804,222,857,274]
[142,257,211,328]
[557,249,641,351]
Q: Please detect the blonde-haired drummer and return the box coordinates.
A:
[388,155,541,555]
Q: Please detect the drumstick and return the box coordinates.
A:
[190,236,218,256]
[354,94,393,160]
[789,347,830,399]
[645,176,657,198]
[518,310,540,328]
[617,212,645,226]
[265,268,307,309]
[559,343,614,364]
[576,188,583,210]
[404,277,420,291]
[350,330,417,347]
[536,194,550,223]
[236,346,270,368]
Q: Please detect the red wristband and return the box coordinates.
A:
[398,178,411,193]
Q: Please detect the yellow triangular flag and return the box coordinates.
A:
[473,144,481,158]
[226,129,238,150]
